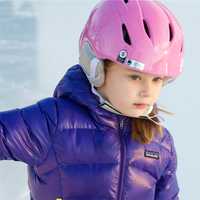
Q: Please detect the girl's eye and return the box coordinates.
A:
[129,75,164,82]
[130,75,141,80]
[153,77,163,82]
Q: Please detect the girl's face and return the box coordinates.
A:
[96,63,166,117]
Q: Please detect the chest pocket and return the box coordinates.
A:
[126,140,166,181]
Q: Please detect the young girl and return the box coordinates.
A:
[0,0,184,200]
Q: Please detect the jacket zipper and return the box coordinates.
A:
[118,118,127,200]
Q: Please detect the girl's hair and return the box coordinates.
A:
[103,59,163,144]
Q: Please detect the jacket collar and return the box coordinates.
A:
[53,64,130,129]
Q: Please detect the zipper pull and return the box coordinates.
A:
[120,119,124,130]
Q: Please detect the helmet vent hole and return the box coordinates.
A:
[143,20,151,38]
[124,0,128,3]
[169,23,173,41]
[122,24,132,45]
[180,43,183,52]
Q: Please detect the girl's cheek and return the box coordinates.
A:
[128,89,139,98]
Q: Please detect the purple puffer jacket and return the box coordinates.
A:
[0,64,179,200]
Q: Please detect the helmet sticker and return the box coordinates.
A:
[127,59,145,70]
[117,50,144,70]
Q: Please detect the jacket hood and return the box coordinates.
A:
[53,64,129,129]
[53,64,99,110]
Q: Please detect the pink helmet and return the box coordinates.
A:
[79,0,184,86]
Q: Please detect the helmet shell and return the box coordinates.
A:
[79,0,184,78]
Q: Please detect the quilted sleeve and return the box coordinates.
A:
[155,129,180,200]
[0,97,58,166]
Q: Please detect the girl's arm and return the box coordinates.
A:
[155,131,179,200]
[0,97,58,166]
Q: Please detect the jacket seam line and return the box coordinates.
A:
[50,98,65,199]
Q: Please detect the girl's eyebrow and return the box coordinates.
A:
[126,69,165,78]
[127,72,164,79]
[126,69,141,74]
[126,71,143,76]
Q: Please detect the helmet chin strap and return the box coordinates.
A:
[91,84,174,127]
[142,105,153,116]
[133,105,165,126]
[139,106,163,126]
[139,105,175,126]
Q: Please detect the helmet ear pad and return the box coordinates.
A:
[79,42,105,87]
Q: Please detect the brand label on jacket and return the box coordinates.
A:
[144,149,160,160]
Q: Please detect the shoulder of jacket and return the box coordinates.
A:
[156,126,175,155]
[49,97,96,131]
[36,96,80,118]
[37,97,59,127]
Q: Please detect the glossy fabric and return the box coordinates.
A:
[0,65,179,200]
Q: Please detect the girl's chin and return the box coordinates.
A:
[123,111,143,118]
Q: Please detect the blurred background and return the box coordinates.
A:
[0,0,198,199]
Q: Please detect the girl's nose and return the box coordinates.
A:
[139,80,152,97]
[139,90,150,98]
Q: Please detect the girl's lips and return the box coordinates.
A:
[133,103,148,109]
